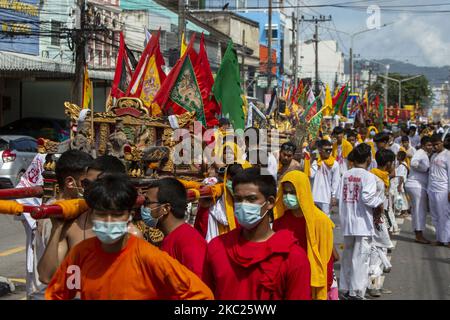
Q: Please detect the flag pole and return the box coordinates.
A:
[307,104,327,124]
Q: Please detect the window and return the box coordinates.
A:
[11,138,37,152]
[265,25,278,40]
[51,21,62,46]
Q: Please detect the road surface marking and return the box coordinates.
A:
[20,296,26,300]
[9,278,26,284]
[0,246,25,257]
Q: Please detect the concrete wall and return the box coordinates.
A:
[298,40,345,89]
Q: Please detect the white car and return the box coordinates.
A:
[0,135,38,188]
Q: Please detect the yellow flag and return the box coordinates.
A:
[180,32,187,57]
[82,66,93,109]
[323,84,332,116]
[140,55,161,107]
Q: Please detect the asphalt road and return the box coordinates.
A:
[331,208,450,300]
[0,208,449,300]
[0,214,27,300]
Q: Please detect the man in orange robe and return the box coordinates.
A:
[45,175,213,300]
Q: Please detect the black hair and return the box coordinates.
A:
[88,155,126,175]
[280,141,296,154]
[373,133,389,143]
[397,151,407,162]
[227,163,244,180]
[347,149,355,163]
[232,167,277,199]
[219,118,231,126]
[431,133,443,143]
[317,139,332,149]
[332,126,344,135]
[421,136,431,146]
[352,143,372,164]
[444,135,450,150]
[401,136,410,143]
[375,149,395,167]
[346,130,357,139]
[84,174,137,211]
[149,178,187,219]
[55,150,93,187]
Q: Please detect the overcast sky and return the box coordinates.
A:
[298,0,450,67]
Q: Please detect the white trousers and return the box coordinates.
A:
[368,245,391,290]
[428,191,450,244]
[315,202,331,216]
[405,186,427,232]
[340,236,372,297]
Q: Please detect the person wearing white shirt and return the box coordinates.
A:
[405,136,433,244]
[401,135,416,160]
[337,143,384,300]
[408,126,421,149]
[310,139,340,216]
[387,132,401,155]
[427,134,450,247]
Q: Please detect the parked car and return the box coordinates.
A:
[0,135,38,188]
[0,117,70,142]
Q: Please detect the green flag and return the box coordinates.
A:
[212,41,244,130]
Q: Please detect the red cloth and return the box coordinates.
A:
[273,210,307,249]
[204,228,311,300]
[161,223,207,279]
[194,206,209,239]
[273,210,334,292]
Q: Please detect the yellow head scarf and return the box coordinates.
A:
[367,125,379,136]
[332,138,353,159]
[399,146,411,168]
[370,168,390,189]
[220,161,252,234]
[273,170,335,300]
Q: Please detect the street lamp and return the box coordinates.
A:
[349,24,391,93]
[378,74,422,108]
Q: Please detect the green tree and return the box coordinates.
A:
[368,73,432,107]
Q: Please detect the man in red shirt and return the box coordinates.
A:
[204,167,311,300]
[142,178,207,279]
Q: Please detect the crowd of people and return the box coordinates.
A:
[12,118,450,301]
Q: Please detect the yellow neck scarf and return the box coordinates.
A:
[318,156,336,168]
[399,146,411,167]
[332,139,353,159]
[371,168,390,189]
[273,171,335,300]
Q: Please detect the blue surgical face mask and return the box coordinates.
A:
[226,180,233,195]
[92,219,129,244]
[140,206,161,228]
[370,131,376,137]
[283,194,299,209]
[234,201,268,230]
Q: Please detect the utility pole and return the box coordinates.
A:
[178,0,186,46]
[267,0,273,94]
[291,11,297,88]
[300,15,332,96]
[241,29,246,94]
[73,0,86,106]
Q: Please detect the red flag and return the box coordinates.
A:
[111,32,133,99]
[194,33,220,127]
[154,34,211,126]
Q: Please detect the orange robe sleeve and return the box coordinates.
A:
[144,247,214,300]
[45,251,79,300]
